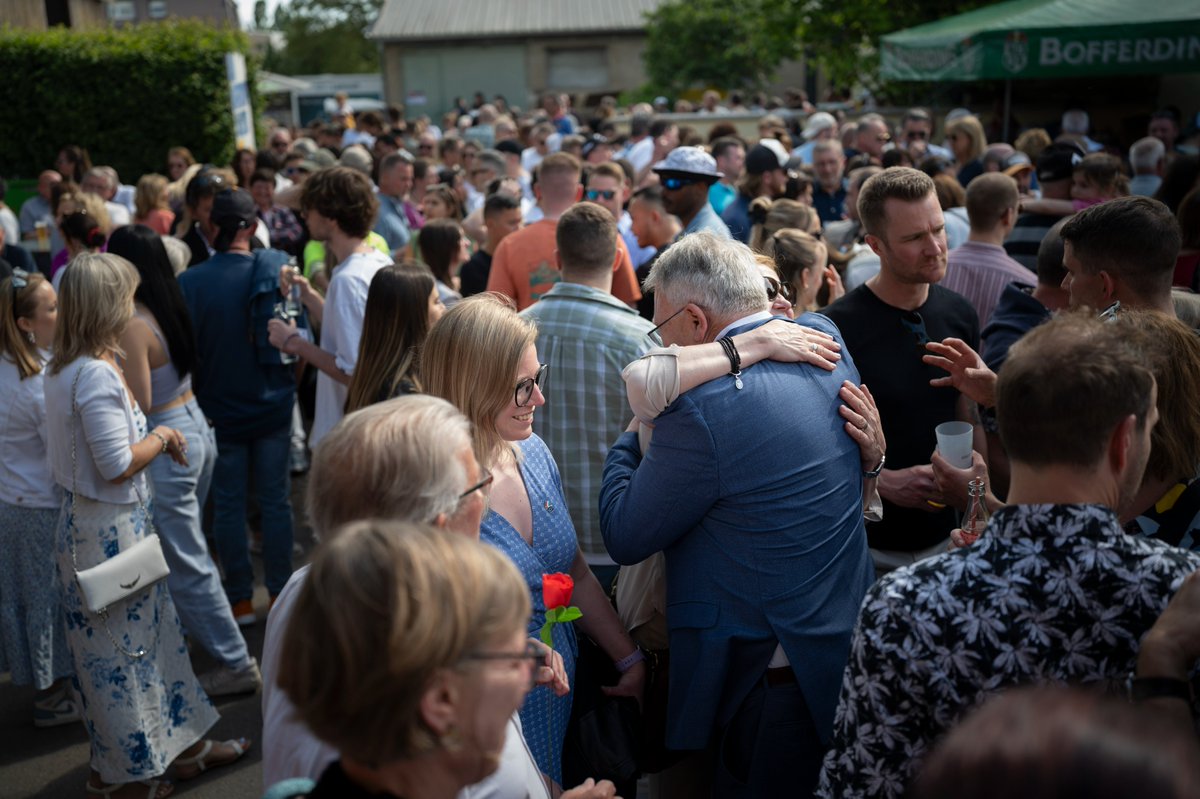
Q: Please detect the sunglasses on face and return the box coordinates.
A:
[661,177,700,191]
[515,363,549,407]
[906,130,929,140]
[764,276,796,305]
[586,189,617,201]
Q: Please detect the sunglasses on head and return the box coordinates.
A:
[661,176,700,190]
[586,189,617,201]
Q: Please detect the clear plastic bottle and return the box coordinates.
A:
[960,478,990,545]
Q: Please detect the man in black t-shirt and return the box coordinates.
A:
[458,192,521,297]
[823,167,980,576]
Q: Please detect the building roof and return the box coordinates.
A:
[368,0,667,41]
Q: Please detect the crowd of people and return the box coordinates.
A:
[1,87,1200,799]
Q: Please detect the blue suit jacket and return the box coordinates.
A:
[600,313,874,750]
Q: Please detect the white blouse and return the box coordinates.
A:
[44,357,146,504]
[0,356,59,509]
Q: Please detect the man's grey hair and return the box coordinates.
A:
[1061,109,1090,135]
[1129,136,1166,174]
[476,149,506,176]
[644,232,767,319]
[306,395,472,540]
[84,166,116,190]
[903,107,932,124]
[813,140,842,158]
[856,114,886,134]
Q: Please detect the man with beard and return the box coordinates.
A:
[651,147,730,240]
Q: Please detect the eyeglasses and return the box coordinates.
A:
[514,363,548,407]
[586,189,617,201]
[459,466,494,501]
[1098,300,1122,322]
[900,310,930,347]
[876,133,892,143]
[660,177,700,191]
[270,140,289,150]
[461,641,542,689]
[647,305,687,346]
[764,276,795,305]
[906,130,929,140]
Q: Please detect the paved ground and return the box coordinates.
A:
[0,472,314,799]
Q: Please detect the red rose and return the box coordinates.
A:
[542,572,574,610]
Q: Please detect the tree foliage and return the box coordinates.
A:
[265,0,383,75]
[799,0,995,89]
[0,21,258,180]
[643,0,997,93]
[643,0,802,93]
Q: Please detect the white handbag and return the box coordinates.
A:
[66,365,170,659]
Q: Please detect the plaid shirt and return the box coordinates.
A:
[521,282,655,563]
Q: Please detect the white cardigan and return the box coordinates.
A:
[44,357,146,504]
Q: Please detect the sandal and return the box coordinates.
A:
[84,779,174,799]
[172,737,251,781]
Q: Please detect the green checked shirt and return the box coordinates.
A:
[521,282,656,564]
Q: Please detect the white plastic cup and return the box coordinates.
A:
[935,421,974,469]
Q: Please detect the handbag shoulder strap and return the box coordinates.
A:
[65,360,157,566]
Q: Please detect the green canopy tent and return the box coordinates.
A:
[880,0,1200,138]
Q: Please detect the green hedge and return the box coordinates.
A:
[0,21,260,182]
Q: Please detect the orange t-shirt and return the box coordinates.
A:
[136,209,176,237]
[486,218,642,310]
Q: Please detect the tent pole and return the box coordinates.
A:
[1003,79,1012,142]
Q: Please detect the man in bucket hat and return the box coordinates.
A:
[652,146,730,239]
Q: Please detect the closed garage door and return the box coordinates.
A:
[401,45,527,119]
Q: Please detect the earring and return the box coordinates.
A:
[440,724,462,752]
[26,331,34,345]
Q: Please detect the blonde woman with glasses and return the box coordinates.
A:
[423,294,644,791]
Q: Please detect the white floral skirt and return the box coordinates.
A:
[56,491,218,783]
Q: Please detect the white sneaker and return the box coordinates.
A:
[199,658,263,698]
[33,686,80,727]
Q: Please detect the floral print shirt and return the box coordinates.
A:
[817,503,1200,799]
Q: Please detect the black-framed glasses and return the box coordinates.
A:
[660,177,700,191]
[764,276,796,305]
[647,305,687,346]
[586,189,617,201]
[1098,301,1121,322]
[515,363,548,407]
[900,310,930,347]
[461,641,542,689]
[906,130,929,140]
[459,466,494,501]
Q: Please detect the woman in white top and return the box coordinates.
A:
[44,253,250,799]
[0,269,75,727]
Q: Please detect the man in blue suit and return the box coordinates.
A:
[599,232,875,797]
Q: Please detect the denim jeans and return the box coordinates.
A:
[148,399,252,671]
[211,423,294,603]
